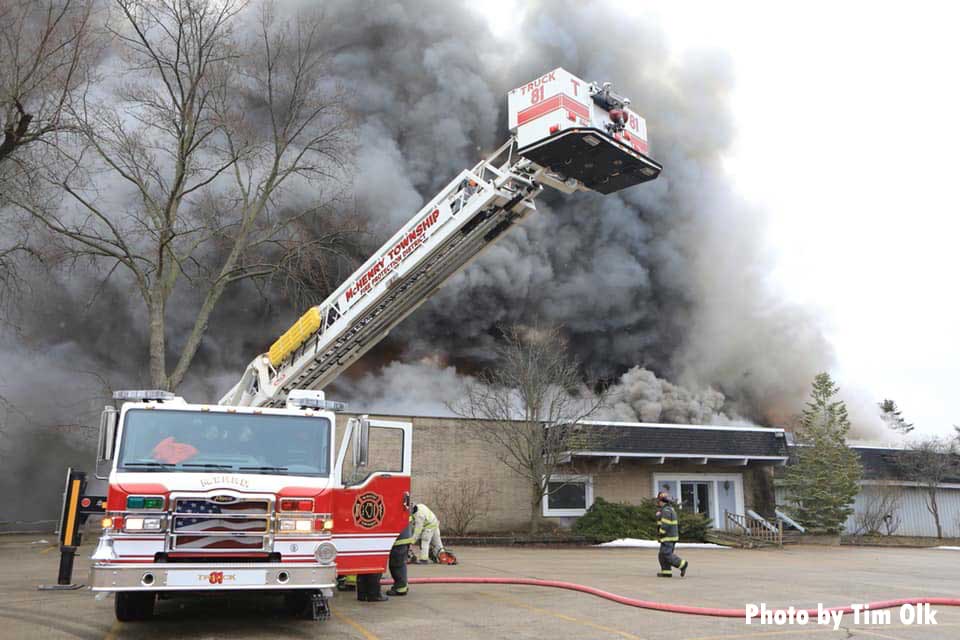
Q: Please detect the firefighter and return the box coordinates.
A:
[387,513,415,596]
[451,178,480,213]
[411,503,444,564]
[656,491,689,578]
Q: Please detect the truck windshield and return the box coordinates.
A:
[117,409,331,476]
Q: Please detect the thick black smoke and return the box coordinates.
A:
[0,0,858,524]
[309,0,835,425]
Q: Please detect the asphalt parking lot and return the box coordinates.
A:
[1,534,958,639]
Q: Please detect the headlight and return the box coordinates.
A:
[125,516,162,531]
[315,542,337,564]
[278,518,312,533]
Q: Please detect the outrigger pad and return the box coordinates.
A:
[519,128,663,194]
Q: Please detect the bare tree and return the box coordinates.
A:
[0,234,37,309]
[851,482,902,536]
[897,437,960,539]
[6,0,358,390]
[0,0,98,306]
[428,478,495,536]
[450,325,605,534]
[0,0,97,166]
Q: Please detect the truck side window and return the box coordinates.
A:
[341,426,404,486]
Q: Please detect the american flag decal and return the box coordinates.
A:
[171,498,269,551]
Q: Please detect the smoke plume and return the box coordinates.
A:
[316,0,835,427]
[0,0,878,524]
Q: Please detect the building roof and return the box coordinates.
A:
[563,421,790,464]
[773,444,960,483]
[852,445,960,483]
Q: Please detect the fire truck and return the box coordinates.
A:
[79,68,661,622]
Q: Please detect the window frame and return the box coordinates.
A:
[116,408,333,477]
[541,474,594,517]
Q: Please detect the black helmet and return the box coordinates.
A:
[656,491,671,504]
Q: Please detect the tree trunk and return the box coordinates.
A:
[930,492,942,539]
[529,484,542,535]
[148,296,168,389]
[168,279,229,390]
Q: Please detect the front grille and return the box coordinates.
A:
[172,535,266,551]
[161,553,280,563]
[170,496,271,552]
[174,498,270,514]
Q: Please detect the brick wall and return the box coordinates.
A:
[337,413,532,532]
[336,413,779,533]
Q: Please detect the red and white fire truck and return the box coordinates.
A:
[83,68,662,622]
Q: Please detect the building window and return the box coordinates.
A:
[542,474,594,517]
[653,473,744,529]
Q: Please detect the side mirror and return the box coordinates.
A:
[98,406,119,462]
[352,416,370,469]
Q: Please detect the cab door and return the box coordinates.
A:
[331,417,412,575]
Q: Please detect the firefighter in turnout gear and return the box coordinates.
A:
[411,504,444,564]
[656,491,689,578]
[387,514,415,596]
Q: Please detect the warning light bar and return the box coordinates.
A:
[286,389,346,412]
[292,398,346,411]
[112,390,176,401]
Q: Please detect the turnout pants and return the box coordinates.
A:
[357,573,382,600]
[658,541,685,576]
[419,527,444,561]
[389,544,409,593]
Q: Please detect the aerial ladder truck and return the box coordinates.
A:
[55,68,662,622]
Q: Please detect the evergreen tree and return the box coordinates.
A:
[782,373,863,533]
[879,399,914,434]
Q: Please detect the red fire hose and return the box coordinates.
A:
[380,577,960,618]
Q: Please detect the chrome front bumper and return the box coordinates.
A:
[90,562,336,593]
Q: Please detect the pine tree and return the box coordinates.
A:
[782,373,863,533]
[879,399,914,434]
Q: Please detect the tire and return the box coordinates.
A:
[115,591,155,622]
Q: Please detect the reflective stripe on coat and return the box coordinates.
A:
[657,504,679,542]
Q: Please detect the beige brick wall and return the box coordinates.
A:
[336,413,532,532]
[335,413,778,533]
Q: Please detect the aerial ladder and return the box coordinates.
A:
[44,67,662,598]
[219,68,662,408]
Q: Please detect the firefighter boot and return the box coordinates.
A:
[360,594,390,602]
[680,560,689,577]
[356,574,388,602]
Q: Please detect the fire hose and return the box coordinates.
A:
[380,577,960,618]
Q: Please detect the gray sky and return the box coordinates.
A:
[489,1,959,437]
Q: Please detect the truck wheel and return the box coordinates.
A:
[115,591,155,621]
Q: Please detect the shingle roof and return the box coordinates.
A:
[566,422,789,458]
[853,446,960,483]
